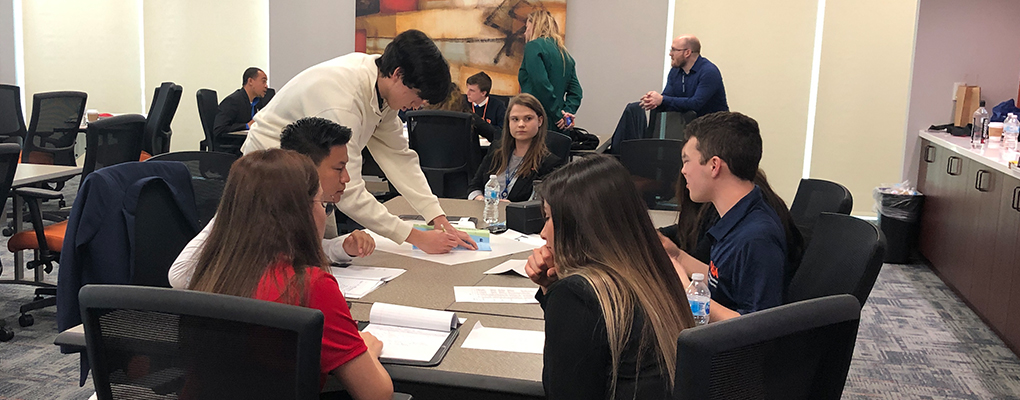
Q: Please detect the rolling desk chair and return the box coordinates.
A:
[545,131,572,167]
[142,82,182,157]
[0,84,28,143]
[674,294,862,400]
[785,212,886,307]
[0,143,24,341]
[8,115,148,329]
[616,138,684,210]
[789,178,853,246]
[146,151,238,228]
[407,110,480,198]
[196,88,218,151]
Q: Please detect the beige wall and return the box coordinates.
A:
[144,0,269,151]
[674,0,818,204]
[810,0,918,215]
[22,0,143,119]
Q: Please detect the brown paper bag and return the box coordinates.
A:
[955,85,981,127]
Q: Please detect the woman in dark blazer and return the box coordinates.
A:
[468,93,561,202]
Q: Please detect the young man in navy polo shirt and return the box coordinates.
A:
[677,112,786,322]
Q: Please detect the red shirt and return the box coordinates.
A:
[255,262,367,386]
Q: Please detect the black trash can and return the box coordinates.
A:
[874,190,925,264]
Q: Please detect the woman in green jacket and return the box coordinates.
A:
[519,10,583,133]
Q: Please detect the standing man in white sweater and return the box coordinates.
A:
[243,29,476,253]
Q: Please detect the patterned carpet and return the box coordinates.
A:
[1,176,1019,399]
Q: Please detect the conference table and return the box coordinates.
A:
[1,164,83,285]
[55,196,678,400]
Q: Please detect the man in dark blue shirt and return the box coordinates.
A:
[611,35,728,150]
[678,111,785,322]
[640,35,728,116]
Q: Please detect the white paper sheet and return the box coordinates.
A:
[368,230,541,266]
[370,302,459,331]
[483,259,529,278]
[331,266,406,281]
[454,286,539,304]
[461,321,544,354]
[504,230,547,247]
[336,278,385,299]
[362,324,452,362]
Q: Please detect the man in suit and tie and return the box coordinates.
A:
[214,67,270,136]
[465,72,506,138]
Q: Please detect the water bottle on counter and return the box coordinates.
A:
[686,273,711,326]
[971,101,989,150]
[1004,113,1019,152]
[483,175,500,226]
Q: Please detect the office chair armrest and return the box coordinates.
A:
[15,187,64,200]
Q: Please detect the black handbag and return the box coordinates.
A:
[567,127,600,150]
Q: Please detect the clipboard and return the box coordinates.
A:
[357,321,460,367]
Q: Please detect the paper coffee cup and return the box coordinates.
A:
[989,122,1003,138]
[86,109,100,123]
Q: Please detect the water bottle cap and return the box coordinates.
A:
[691,273,705,281]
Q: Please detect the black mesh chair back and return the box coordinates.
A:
[674,294,861,400]
[785,212,886,307]
[82,114,146,180]
[144,83,182,155]
[146,151,238,228]
[646,110,696,140]
[406,110,480,198]
[130,179,198,287]
[80,284,323,400]
[789,178,853,244]
[617,138,684,210]
[0,84,28,142]
[263,87,276,105]
[545,131,571,167]
[196,89,219,151]
[0,143,21,206]
[22,91,87,166]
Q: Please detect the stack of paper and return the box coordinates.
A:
[461,321,544,354]
[453,286,538,304]
[331,266,406,299]
[362,303,459,364]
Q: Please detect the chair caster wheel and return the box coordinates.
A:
[2,227,11,236]
[18,314,33,327]
[0,326,13,342]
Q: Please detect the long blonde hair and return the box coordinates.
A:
[539,155,696,395]
[189,149,328,304]
[526,9,569,70]
[490,93,549,179]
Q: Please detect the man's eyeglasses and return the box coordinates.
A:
[669,47,688,54]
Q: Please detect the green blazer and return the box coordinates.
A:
[518,37,583,127]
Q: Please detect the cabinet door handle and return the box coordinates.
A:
[947,156,962,176]
[924,145,936,163]
[975,170,990,192]
[1014,187,1020,211]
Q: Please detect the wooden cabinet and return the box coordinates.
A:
[918,138,1020,354]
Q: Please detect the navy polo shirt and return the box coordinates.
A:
[706,186,786,315]
[660,56,729,117]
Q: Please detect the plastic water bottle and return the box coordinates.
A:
[483,175,500,226]
[1004,113,1020,153]
[971,101,989,150]
[686,273,711,326]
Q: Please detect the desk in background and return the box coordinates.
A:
[2,164,82,285]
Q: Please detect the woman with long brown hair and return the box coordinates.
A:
[467,93,561,202]
[526,155,696,400]
[188,149,393,400]
[519,9,582,133]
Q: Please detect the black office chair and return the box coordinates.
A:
[616,138,684,210]
[646,109,697,141]
[0,84,28,143]
[789,178,853,245]
[674,294,861,400]
[79,284,324,400]
[263,87,276,105]
[406,110,480,198]
[129,179,199,287]
[146,151,238,228]
[81,114,147,179]
[196,88,217,151]
[21,91,87,167]
[785,212,886,307]
[143,82,182,156]
[545,131,572,167]
[0,143,23,341]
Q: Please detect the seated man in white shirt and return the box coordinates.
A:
[169,117,374,289]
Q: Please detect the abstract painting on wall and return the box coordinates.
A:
[356,0,567,96]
